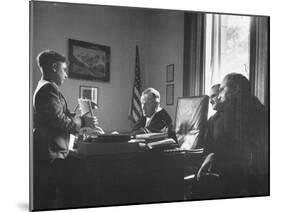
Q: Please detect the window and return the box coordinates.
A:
[204,14,251,94]
[204,14,251,117]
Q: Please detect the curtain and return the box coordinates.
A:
[205,14,222,93]
[249,16,269,109]
[183,12,206,96]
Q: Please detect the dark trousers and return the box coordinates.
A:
[33,158,73,210]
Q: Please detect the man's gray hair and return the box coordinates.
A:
[142,88,160,103]
[224,73,250,96]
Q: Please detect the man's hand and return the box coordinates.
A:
[91,126,105,135]
[81,116,98,128]
[196,153,215,181]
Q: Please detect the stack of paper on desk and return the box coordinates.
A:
[133,132,177,150]
[146,138,177,150]
[135,132,168,141]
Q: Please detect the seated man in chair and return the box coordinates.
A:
[133,88,172,134]
[196,73,268,197]
[209,83,220,112]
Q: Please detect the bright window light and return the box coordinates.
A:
[204,14,251,117]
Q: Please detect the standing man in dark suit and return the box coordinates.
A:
[133,88,172,134]
[32,50,98,210]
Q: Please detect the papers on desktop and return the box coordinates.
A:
[128,138,146,143]
[146,138,176,150]
[135,132,168,140]
[129,132,168,143]
[131,132,176,149]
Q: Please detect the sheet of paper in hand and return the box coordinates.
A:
[78,98,98,116]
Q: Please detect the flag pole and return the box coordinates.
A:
[128,45,142,125]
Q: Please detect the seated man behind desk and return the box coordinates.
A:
[133,88,172,134]
[209,83,220,112]
[32,50,99,210]
[203,83,221,148]
[202,83,220,144]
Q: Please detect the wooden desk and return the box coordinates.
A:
[65,150,185,208]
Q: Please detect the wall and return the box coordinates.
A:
[143,10,184,121]
[31,2,184,131]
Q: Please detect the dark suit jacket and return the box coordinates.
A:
[133,108,172,133]
[33,82,80,161]
[205,95,268,177]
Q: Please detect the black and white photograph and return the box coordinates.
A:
[28,0,270,211]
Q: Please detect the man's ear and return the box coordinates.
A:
[52,63,57,72]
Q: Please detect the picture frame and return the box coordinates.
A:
[166,64,174,82]
[68,39,110,82]
[30,1,270,211]
[166,84,174,105]
[79,85,98,105]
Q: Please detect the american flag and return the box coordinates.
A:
[128,45,142,123]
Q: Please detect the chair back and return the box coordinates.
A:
[175,96,209,150]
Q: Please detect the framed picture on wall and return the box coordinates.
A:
[166,84,174,105]
[68,39,110,82]
[166,64,174,82]
[79,85,98,105]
